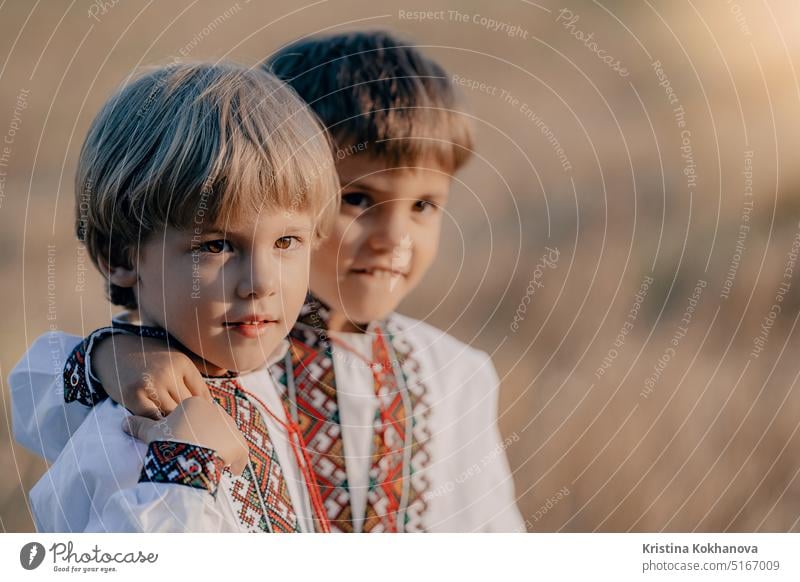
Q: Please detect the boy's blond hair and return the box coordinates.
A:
[75,62,338,308]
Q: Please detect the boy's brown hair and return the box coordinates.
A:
[75,62,338,309]
[266,30,474,172]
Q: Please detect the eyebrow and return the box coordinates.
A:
[279,223,314,234]
[341,178,449,201]
[340,176,392,195]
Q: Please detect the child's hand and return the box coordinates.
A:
[93,335,210,419]
[122,397,249,475]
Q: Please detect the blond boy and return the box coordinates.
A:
[15,62,338,532]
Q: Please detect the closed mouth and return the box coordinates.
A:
[222,317,279,338]
[350,267,408,278]
[223,316,279,327]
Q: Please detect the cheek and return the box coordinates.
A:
[136,262,168,307]
[136,259,193,324]
[316,217,363,265]
[189,262,225,295]
[279,257,311,319]
[277,248,309,283]
[284,255,310,289]
[411,222,442,268]
[335,215,368,254]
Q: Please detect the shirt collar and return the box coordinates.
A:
[296,292,392,334]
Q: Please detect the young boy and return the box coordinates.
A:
[11,31,524,532]
[13,61,340,532]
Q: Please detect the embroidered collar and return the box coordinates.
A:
[296,292,393,337]
[273,298,431,532]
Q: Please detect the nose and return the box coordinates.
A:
[236,249,277,299]
[367,203,410,253]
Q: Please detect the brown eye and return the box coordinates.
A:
[200,239,232,254]
[275,236,301,250]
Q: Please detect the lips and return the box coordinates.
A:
[223,314,280,339]
[349,266,408,278]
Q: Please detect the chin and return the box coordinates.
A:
[343,301,398,325]
[334,284,407,323]
[219,354,268,374]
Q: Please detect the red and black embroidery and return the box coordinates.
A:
[140,440,224,497]
[384,319,432,532]
[63,322,300,533]
[63,323,179,406]
[63,328,115,406]
[62,299,433,532]
[210,379,300,533]
[274,295,432,532]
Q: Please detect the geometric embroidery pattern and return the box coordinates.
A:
[275,323,351,531]
[274,295,432,532]
[208,378,300,533]
[362,330,408,532]
[60,306,432,532]
[382,317,432,532]
[139,440,224,497]
[62,323,301,533]
[63,322,188,407]
[63,328,113,406]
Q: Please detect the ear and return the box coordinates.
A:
[98,256,138,288]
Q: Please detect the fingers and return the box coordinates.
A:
[164,397,248,476]
[129,392,170,420]
[122,415,158,444]
[126,391,177,419]
[227,429,250,476]
[228,455,248,476]
[183,368,212,401]
[168,382,194,407]
[138,402,167,421]
[149,370,188,414]
[166,367,208,405]
[202,402,248,476]
[156,395,180,417]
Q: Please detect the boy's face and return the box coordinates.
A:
[121,210,313,374]
[310,154,452,331]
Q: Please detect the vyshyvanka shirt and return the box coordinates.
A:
[25,325,321,532]
[10,299,523,532]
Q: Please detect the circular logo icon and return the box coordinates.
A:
[20,542,46,570]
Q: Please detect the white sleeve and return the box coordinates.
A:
[91,483,236,533]
[471,353,526,533]
[29,401,239,533]
[8,332,92,463]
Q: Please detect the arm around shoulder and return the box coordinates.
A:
[9,331,90,462]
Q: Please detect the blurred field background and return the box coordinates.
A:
[2,0,800,532]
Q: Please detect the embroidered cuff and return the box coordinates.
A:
[63,327,120,406]
[139,440,225,498]
[63,323,168,407]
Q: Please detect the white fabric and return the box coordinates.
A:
[26,365,314,532]
[9,332,89,463]
[328,331,378,532]
[387,314,524,532]
[10,315,524,532]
